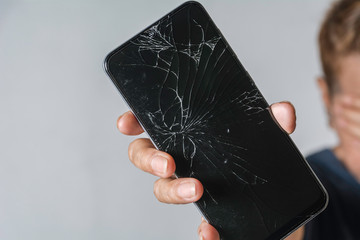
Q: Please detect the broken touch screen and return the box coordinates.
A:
[104,2,328,240]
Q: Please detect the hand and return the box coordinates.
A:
[333,94,360,142]
[117,101,296,240]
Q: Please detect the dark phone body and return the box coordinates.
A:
[104,2,328,239]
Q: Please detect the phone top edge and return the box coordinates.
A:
[103,1,205,74]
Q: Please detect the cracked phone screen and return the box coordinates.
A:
[105,2,327,240]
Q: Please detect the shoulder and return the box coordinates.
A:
[306,148,357,193]
[304,149,360,240]
[306,149,336,174]
[307,148,333,163]
[305,148,347,188]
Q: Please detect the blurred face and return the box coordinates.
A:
[337,54,360,96]
[319,54,360,148]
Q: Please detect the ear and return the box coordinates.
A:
[317,77,332,109]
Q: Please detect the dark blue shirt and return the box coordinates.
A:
[304,149,360,240]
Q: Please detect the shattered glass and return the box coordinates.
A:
[105,2,327,240]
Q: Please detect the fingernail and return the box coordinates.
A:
[151,156,168,175]
[177,182,196,200]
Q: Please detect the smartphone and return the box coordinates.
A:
[104,1,328,239]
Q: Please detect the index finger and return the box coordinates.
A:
[270,101,296,134]
[117,111,144,135]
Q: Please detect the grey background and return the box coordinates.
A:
[0,0,336,239]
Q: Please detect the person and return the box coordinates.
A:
[302,0,360,239]
[117,0,360,239]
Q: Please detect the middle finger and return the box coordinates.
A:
[128,138,176,178]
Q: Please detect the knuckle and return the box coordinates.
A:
[128,139,153,166]
[153,179,165,202]
[128,138,141,160]
[153,179,175,203]
[164,188,174,203]
[168,183,178,202]
[153,180,159,197]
